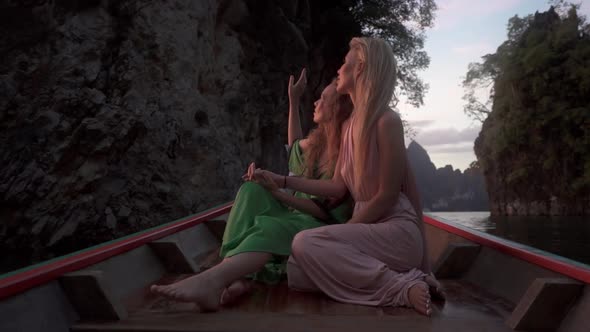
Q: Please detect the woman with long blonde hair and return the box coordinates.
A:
[151,71,353,311]
[254,37,438,316]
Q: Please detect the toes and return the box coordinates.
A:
[409,282,433,317]
[159,288,171,297]
[418,288,430,301]
[162,286,175,295]
[220,289,229,305]
[151,284,165,294]
[166,288,176,297]
[154,285,180,299]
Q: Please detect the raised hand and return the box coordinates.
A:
[288,68,307,103]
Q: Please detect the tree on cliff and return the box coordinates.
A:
[462,1,587,124]
[468,4,590,215]
[348,0,437,107]
[305,1,436,138]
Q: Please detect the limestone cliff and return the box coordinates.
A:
[471,8,590,216]
[0,0,358,272]
[407,141,489,211]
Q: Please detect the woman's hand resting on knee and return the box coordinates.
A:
[254,171,280,192]
[251,168,282,190]
[241,163,283,190]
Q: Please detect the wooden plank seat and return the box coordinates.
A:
[71,278,515,332]
[506,278,584,331]
[204,219,227,242]
[61,270,128,321]
[149,240,200,274]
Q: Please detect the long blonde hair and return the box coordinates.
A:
[349,37,397,191]
[304,81,353,178]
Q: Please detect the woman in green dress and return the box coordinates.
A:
[151,70,353,311]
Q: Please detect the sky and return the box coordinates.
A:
[401,0,590,171]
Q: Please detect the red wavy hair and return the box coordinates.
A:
[303,80,353,178]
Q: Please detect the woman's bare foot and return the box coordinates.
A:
[220,279,253,305]
[425,273,446,302]
[150,273,224,312]
[408,281,432,316]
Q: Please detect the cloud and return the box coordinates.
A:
[451,42,494,56]
[408,119,436,128]
[428,143,475,153]
[414,126,481,146]
[434,0,525,30]
[428,150,478,170]
[579,2,590,19]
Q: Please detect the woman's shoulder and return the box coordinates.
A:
[298,138,310,151]
[377,108,402,130]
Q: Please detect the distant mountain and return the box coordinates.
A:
[407,141,489,211]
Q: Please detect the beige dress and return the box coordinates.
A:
[286,113,429,307]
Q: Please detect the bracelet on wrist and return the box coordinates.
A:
[283,176,287,188]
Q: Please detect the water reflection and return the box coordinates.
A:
[430,212,590,266]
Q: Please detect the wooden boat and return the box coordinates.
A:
[1,201,589,332]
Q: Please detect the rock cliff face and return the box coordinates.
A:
[470,9,590,216]
[0,0,358,272]
[475,117,589,216]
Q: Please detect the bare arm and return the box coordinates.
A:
[283,117,349,198]
[347,112,404,224]
[284,174,347,199]
[287,69,306,147]
[270,190,331,220]
[253,154,348,198]
[257,117,350,199]
[251,170,331,220]
[288,99,303,147]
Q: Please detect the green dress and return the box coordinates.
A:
[220,140,352,284]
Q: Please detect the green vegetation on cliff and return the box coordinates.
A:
[464,4,590,215]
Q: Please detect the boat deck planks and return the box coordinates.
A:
[72,279,515,332]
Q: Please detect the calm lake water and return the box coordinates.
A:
[428,212,590,267]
